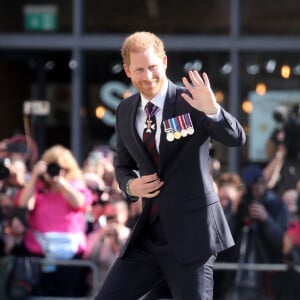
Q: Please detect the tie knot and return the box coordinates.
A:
[145,102,158,117]
[145,102,154,113]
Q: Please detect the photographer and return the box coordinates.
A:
[232,169,290,300]
[0,192,14,256]
[83,199,131,292]
[0,157,27,195]
[0,156,28,257]
[263,103,300,197]
[15,144,92,297]
[1,202,27,256]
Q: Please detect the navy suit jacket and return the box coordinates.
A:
[114,80,246,264]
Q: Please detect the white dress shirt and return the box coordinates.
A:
[135,81,168,151]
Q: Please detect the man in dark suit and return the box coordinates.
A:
[95,31,246,300]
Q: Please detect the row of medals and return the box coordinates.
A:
[164,114,194,142]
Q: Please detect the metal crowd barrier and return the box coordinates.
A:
[28,258,100,300]
[214,261,300,272]
[14,260,300,300]
[213,262,300,300]
[26,260,267,300]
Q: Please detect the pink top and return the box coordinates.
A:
[16,179,92,256]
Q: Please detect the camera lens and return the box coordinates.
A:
[47,163,61,177]
[0,159,10,180]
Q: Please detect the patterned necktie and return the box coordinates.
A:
[143,102,159,222]
[143,102,159,167]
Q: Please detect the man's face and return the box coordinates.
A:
[218,185,240,209]
[123,47,167,100]
[251,181,266,200]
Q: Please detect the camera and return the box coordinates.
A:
[0,158,10,180]
[272,103,300,157]
[46,162,61,177]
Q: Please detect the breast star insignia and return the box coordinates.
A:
[145,119,156,133]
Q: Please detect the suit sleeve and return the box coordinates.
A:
[204,107,246,147]
[114,104,139,201]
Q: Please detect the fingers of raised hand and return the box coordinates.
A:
[183,71,210,90]
[189,70,205,87]
[202,72,210,87]
[182,76,193,91]
[181,92,192,104]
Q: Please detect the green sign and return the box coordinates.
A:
[23,5,58,32]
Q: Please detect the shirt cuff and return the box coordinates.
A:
[206,105,222,121]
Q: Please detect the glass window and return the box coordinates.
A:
[240,51,300,163]
[0,0,72,33]
[242,0,300,35]
[84,51,127,149]
[0,51,72,152]
[85,0,230,34]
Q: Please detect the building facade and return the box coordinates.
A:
[0,0,299,171]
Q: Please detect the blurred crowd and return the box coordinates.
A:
[0,129,299,300]
[0,136,141,298]
[211,124,300,300]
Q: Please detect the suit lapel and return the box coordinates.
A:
[162,81,177,121]
[129,95,142,146]
[158,81,177,172]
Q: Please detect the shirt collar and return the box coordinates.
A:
[140,80,168,111]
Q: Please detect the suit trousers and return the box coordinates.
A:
[94,217,216,300]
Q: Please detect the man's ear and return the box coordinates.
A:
[123,64,131,78]
[163,55,168,69]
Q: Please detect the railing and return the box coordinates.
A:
[140,262,300,300]
[213,262,300,300]
[214,262,300,272]
[0,256,100,300]
[28,258,99,300]
[3,256,300,300]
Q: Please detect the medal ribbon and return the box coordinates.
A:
[163,119,171,132]
[184,113,193,128]
[178,115,185,130]
[145,104,159,119]
[187,113,193,127]
[171,117,179,132]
